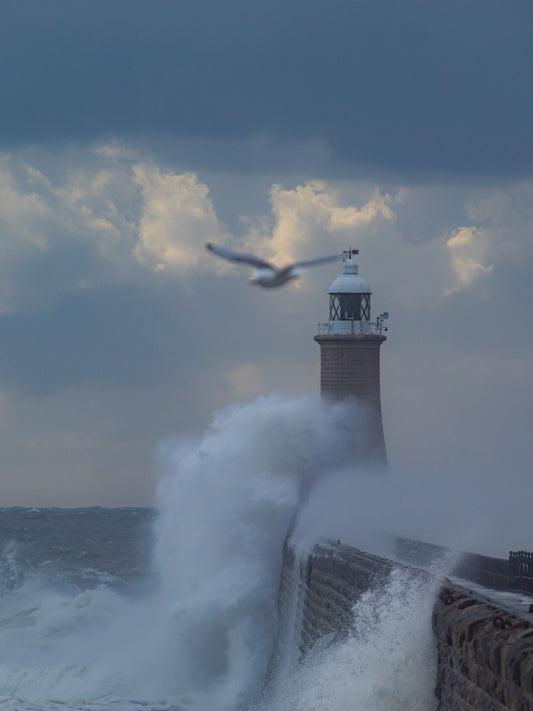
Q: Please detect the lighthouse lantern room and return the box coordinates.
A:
[323,249,377,334]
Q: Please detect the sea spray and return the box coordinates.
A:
[258,567,439,711]
[152,394,359,709]
[0,542,25,596]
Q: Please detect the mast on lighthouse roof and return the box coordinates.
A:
[314,249,388,464]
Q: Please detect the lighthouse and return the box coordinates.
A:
[313,249,388,464]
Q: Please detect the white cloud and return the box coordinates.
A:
[52,165,138,261]
[464,182,533,265]
[0,144,528,319]
[93,141,139,161]
[444,226,493,294]
[389,183,532,297]
[0,148,400,308]
[241,181,394,267]
[0,157,51,255]
[132,164,225,271]
[0,148,231,310]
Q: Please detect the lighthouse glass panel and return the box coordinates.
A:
[329,294,342,320]
[361,294,371,321]
[329,293,369,321]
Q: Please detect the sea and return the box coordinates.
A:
[0,396,438,711]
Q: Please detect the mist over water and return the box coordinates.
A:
[0,395,441,710]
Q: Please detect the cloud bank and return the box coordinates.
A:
[0,141,531,508]
[1,2,532,177]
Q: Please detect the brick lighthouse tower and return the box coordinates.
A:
[314,249,388,464]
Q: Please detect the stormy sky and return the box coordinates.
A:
[0,0,531,508]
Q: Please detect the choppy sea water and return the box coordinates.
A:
[0,396,438,711]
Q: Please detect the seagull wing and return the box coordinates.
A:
[291,254,340,269]
[276,254,339,282]
[281,254,340,274]
[206,243,274,269]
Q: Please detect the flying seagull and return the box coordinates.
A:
[206,243,339,288]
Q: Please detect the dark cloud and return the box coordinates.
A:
[0,271,301,397]
[0,285,178,395]
[0,1,532,176]
[6,242,103,310]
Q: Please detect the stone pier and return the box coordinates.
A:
[271,539,533,710]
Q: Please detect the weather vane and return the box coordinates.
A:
[342,247,359,260]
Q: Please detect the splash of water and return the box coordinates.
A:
[258,567,438,711]
[151,395,358,709]
[0,395,439,710]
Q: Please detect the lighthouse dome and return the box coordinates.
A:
[328,258,372,294]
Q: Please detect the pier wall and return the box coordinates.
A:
[274,539,533,710]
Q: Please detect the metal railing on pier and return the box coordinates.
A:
[509,552,533,595]
[395,537,533,596]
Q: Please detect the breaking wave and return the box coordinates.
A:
[0,395,438,710]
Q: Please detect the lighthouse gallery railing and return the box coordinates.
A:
[317,321,386,335]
